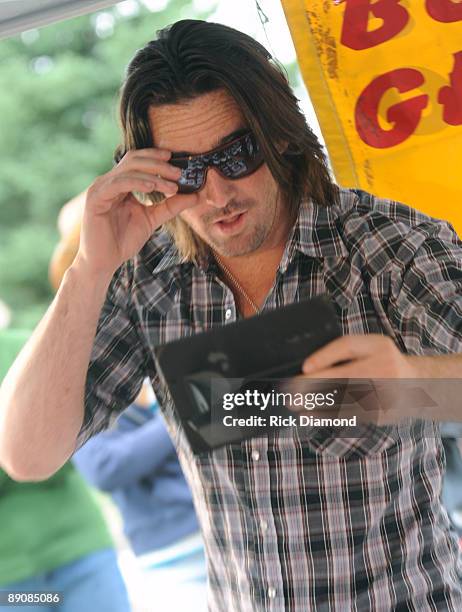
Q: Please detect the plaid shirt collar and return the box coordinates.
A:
[150,195,349,277]
[279,196,349,272]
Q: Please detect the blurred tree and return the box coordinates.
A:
[0,0,208,328]
[0,0,300,329]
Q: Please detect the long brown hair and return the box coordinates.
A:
[116,19,338,262]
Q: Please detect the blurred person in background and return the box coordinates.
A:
[0,328,130,612]
[53,192,207,611]
[73,381,207,611]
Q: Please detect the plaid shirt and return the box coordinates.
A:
[78,188,462,611]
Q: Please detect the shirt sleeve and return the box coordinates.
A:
[387,218,462,355]
[75,261,149,450]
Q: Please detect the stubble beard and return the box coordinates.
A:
[208,222,269,257]
[203,193,279,258]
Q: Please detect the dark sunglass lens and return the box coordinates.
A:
[171,158,206,193]
[215,134,263,179]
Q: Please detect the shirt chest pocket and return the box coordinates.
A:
[294,380,398,459]
[300,424,398,459]
[261,424,398,462]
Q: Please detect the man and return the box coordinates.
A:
[1,19,462,611]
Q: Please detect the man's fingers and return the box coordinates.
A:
[302,335,387,374]
[94,173,178,204]
[115,172,178,196]
[120,157,182,182]
[89,147,186,214]
[111,148,182,196]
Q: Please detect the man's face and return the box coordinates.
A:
[148,90,283,258]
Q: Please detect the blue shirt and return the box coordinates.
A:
[73,402,199,555]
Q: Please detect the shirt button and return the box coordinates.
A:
[260,519,268,533]
[225,308,232,320]
[268,587,276,599]
[251,450,260,461]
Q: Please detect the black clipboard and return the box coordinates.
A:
[154,296,342,454]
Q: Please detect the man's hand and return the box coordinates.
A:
[281,335,462,424]
[301,334,417,379]
[75,148,197,278]
[283,335,424,426]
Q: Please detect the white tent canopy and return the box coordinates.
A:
[0,0,120,39]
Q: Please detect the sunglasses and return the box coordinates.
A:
[169,130,265,194]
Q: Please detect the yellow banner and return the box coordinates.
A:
[281,0,462,234]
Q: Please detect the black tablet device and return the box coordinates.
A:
[154,295,342,454]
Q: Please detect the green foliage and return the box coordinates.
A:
[0,0,203,328]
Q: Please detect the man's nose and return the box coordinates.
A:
[202,167,232,208]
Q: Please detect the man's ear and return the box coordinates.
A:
[277,141,289,155]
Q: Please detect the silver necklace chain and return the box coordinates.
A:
[213,251,260,315]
